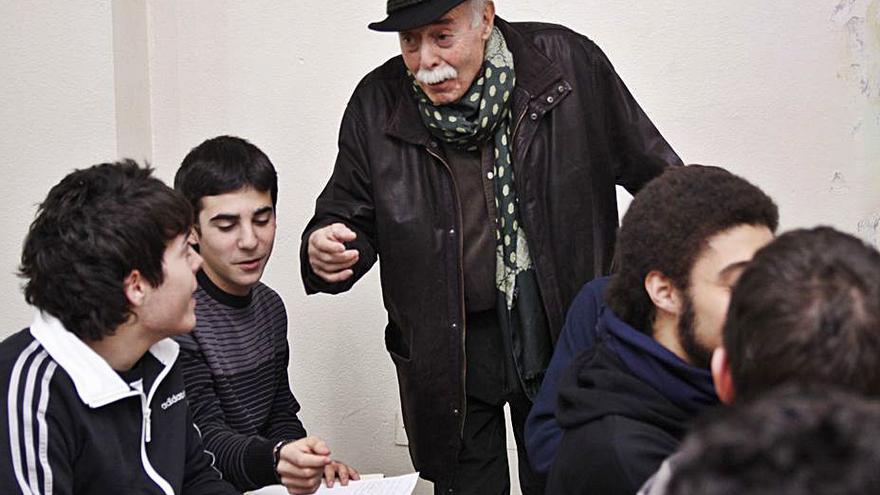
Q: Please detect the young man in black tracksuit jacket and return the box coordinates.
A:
[0,161,238,494]
[543,166,779,494]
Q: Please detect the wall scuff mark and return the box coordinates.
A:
[830,171,851,192]
[832,0,880,135]
[858,213,880,249]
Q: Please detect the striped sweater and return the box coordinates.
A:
[175,271,307,491]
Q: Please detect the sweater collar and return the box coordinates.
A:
[196,270,252,309]
[600,308,719,414]
[29,311,179,408]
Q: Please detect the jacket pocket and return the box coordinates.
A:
[384,320,412,364]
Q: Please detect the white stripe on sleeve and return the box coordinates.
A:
[23,351,49,493]
[7,341,41,495]
[37,362,57,494]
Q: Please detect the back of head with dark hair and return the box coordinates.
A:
[606,165,779,332]
[20,160,193,341]
[174,135,278,219]
[667,385,880,495]
[723,227,880,400]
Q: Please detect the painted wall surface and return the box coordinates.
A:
[1,1,878,494]
[0,1,118,334]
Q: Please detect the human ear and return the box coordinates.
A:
[481,1,496,39]
[123,270,146,307]
[711,347,736,404]
[644,270,682,317]
[187,226,200,246]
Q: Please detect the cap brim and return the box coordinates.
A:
[368,0,468,32]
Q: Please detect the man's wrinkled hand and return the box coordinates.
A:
[307,223,359,283]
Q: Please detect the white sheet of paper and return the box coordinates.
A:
[246,473,418,495]
[314,472,419,495]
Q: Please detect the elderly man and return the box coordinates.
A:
[301,1,681,493]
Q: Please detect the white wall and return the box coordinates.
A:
[0,1,118,333]
[1,1,878,493]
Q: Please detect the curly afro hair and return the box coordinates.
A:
[606,165,778,333]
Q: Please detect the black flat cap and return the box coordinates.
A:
[368,0,469,32]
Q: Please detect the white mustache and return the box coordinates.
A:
[415,64,458,85]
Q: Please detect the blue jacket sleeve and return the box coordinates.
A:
[524,276,609,474]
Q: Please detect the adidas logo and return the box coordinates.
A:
[161,390,186,410]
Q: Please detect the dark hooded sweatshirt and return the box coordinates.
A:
[546,307,718,495]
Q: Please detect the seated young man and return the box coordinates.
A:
[0,161,238,494]
[640,226,880,495]
[524,276,608,474]
[545,165,779,495]
[665,385,880,495]
[173,136,357,493]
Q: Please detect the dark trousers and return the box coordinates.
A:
[433,310,546,495]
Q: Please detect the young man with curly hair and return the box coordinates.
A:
[0,161,238,494]
[540,165,779,494]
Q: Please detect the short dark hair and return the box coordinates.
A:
[606,165,779,332]
[667,385,880,495]
[19,160,192,341]
[724,227,880,400]
[174,135,278,219]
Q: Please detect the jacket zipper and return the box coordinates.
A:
[132,365,176,495]
[424,97,534,436]
[510,105,529,157]
[425,145,469,437]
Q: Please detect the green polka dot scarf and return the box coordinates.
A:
[412,27,552,395]
[412,26,529,310]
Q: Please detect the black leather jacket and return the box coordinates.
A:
[301,18,681,481]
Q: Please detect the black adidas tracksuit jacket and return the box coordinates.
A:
[0,312,239,494]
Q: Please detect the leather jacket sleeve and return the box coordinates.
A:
[300,103,379,295]
[591,41,683,194]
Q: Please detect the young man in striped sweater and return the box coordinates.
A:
[0,161,238,494]
[173,136,358,494]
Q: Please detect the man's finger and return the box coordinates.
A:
[280,475,321,494]
[311,233,347,254]
[312,248,359,265]
[311,255,358,273]
[329,223,357,242]
[314,268,354,283]
[279,473,319,488]
[301,436,331,456]
[336,463,351,485]
[277,463,322,479]
[280,438,331,470]
[324,464,336,488]
[288,453,329,469]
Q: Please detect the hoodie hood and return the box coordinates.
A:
[556,307,719,438]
